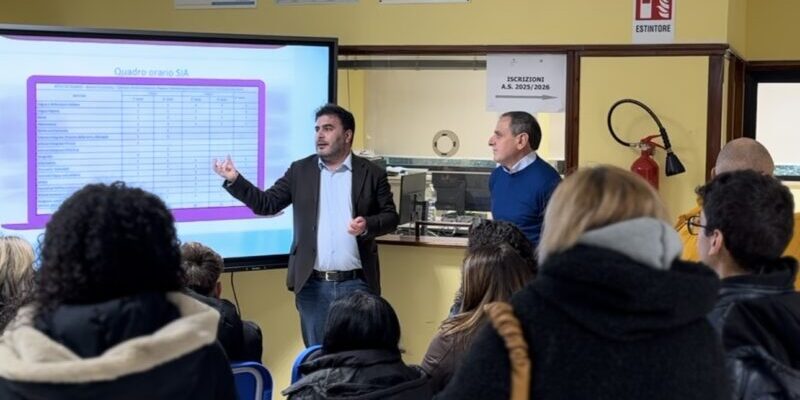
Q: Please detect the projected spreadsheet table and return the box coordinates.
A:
[21,76,266,228]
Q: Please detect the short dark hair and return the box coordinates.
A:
[315,103,355,134]
[468,219,537,274]
[180,242,223,296]
[501,111,542,150]
[698,170,794,272]
[323,291,401,354]
[36,183,184,312]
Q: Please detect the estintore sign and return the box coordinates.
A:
[632,0,675,44]
[486,54,566,113]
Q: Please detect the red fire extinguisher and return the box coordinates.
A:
[607,99,686,188]
[630,134,662,188]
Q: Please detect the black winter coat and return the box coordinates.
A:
[0,292,236,400]
[436,245,731,400]
[186,289,263,362]
[708,258,800,399]
[282,349,432,400]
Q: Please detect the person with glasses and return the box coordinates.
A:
[696,170,800,399]
[675,138,800,288]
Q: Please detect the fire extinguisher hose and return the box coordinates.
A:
[607,98,669,148]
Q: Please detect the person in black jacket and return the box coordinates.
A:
[692,170,800,398]
[0,182,236,400]
[283,291,431,400]
[436,165,730,400]
[181,241,263,362]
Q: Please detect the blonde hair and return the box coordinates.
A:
[537,165,669,263]
[0,236,36,302]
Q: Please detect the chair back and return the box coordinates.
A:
[290,344,323,384]
[232,361,273,400]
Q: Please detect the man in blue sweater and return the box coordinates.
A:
[488,111,561,248]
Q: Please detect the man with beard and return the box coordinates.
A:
[213,104,398,345]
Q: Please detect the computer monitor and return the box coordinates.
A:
[464,172,491,212]
[398,172,427,225]
[432,173,466,215]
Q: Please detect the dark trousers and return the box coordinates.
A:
[295,276,371,346]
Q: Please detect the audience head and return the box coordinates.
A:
[180,242,224,298]
[714,137,774,176]
[0,236,35,303]
[323,291,402,354]
[36,182,184,313]
[696,170,794,277]
[468,219,537,273]
[538,165,668,263]
[315,103,355,163]
[490,111,540,168]
[442,243,533,345]
[0,236,36,331]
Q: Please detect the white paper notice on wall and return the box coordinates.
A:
[486,54,566,113]
[175,0,256,8]
[632,0,675,44]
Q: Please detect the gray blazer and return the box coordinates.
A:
[225,153,398,293]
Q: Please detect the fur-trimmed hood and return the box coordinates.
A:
[0,292,219,384]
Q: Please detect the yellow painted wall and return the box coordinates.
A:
[336,69,366,150]
[0,0,728,46]
[746,0,800,60]
[352,68,566,160]
[221,245,463,400]
[726,0,748,57]
[362,69,497,158]
[789,183,800,213]
[579,56,710,221]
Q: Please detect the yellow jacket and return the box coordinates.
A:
[676,206,800,289]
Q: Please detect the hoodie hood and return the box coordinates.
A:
[578,217,682,271]
[0,292,219,384]
[33,291,181,359]
[534,241,720,341]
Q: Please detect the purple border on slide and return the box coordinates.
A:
[5,75,266,230]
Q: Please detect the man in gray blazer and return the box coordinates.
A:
[213,104,398,345]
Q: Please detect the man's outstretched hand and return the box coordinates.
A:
[213,155,240,182]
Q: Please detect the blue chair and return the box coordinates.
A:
[232,361,273,400]
[291,344,323,384]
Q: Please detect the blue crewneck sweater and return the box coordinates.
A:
[489,157,561,247]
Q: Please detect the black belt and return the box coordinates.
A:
[312,269,363,282]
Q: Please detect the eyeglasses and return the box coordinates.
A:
[686,215,707,236]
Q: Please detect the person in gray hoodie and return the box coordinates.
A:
[436,165,730,400]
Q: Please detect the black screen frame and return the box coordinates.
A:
[0,23,338,271]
